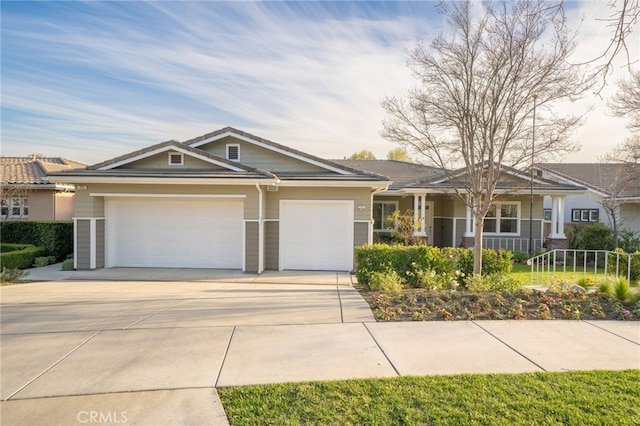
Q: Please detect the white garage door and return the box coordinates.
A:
[280,200,354,271]
[106,197,243,269]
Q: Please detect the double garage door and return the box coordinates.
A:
[105,197,244,269]
[105,197,354,271]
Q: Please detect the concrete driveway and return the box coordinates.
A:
[0,276,373,425]
[1,274,638,425]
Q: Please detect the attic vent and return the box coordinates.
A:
[267,184,278,192]
[227,144,240,161]
[168,152,184,165]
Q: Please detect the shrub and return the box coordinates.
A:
[1,267,28,283]
[567,223,616,251]
[600,276,636,302]
[61,258,75,271]
[355,244,513,288]
[0,221,73,261]
[0,244,46,269]
[512,251,530,263]
[368,270,404,293]
[465,274,522,293]
[607,248,640,282]
[33,256,51,268]
[618,229,640,253]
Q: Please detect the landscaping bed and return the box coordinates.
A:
[357,287,640,321]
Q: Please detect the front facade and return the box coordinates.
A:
[538,163,640,235]
[335,160,585,253]
[1,156,85,221]
[52,128,388,272]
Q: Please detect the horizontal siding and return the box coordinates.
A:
[120,152,225,170]
[201,136,328,173]
[265,187,372,221]
[354,222,369,247]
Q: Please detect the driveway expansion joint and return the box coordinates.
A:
[214,326,237,388]
[4,331,102,401]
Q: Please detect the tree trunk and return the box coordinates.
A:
[473,216,484,275]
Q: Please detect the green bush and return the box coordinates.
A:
[607,248,640,282]
[567,223,616,251]
[618,229,640,253]
[33,256,51,268]
[0,221,73,261]
[61,258,75,271]
[465,274,522,293]
[355,244,513,289]
[1,267,28,283]
[0,244,46,269]
[368,270,404,293]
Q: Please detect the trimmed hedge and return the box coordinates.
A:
[0,244,46,269]
[355,244,513,288]
[0,221,73,261]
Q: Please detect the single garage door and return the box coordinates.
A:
[106,197,243,269]
[280,200,354,271]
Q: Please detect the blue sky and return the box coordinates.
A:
[1,1,636,165]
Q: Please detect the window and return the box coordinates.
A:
[373,201,398,231]
[543,209,552,221]
[2,197,28,218]
[226,144,240,161]
[571,209,599,222]
[168,152,184,165]
[483,202,519,234]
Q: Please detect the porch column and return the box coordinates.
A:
[550,196,566,238]
[420,194,426,234]
[414,196,419,232]
[464,204,474,237]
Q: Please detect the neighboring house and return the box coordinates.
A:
[335,160,586,253]
[1,156,85,221]
[50,127,388,272]
[537,163,640,235]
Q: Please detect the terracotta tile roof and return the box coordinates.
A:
[1,157,86,185]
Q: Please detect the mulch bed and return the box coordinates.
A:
[356,287,640,321]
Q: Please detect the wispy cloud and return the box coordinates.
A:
[0,1,637,164]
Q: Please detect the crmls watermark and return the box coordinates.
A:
[77,411,128,424]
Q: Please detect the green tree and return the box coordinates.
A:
[348,150,376,160]
[386,147,412,162]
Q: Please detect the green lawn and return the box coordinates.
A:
[219,370,640,425]
[510,263,614,287]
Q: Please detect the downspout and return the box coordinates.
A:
[255,170,280,274]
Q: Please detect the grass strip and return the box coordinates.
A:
[219,369,640,425]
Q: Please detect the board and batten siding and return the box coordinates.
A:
[76,220,91,269]
[245,221,259,273]
[264,221,279,270]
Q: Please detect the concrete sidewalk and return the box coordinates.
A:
[1,280,639,426]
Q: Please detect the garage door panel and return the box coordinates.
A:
[280,201,353,271]
[106,198,243,269]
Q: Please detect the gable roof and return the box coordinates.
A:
[538,163,640,199]
[185,126,363,176]
[332,159,445,191]
[1,156,85,187]
[86,140,256,173]
[48,128,389,186]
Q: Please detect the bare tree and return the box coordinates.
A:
[609,70,640,135]
[0,172,30,227]
[382,0,591,275]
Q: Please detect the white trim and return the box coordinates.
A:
[98,144,247,172]
[190,130,354,175]
[373,200,399,232]
[90,193,246,199]
[168,152,184,166]
[276,181,390,188]
[226,143,240,161]
[481,201,521,236]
